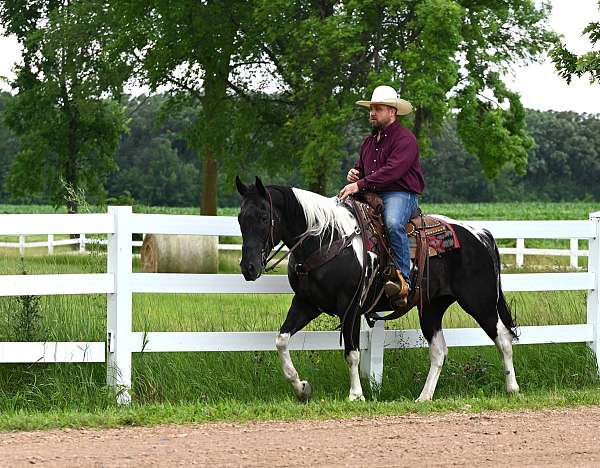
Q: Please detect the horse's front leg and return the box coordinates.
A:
[276,295,320,402]
[342,311,365,401]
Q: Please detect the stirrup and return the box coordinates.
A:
[390,294,408,309]
[384,269,409,294]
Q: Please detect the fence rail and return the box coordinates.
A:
[0,207,598,404]
[1,233,590,268]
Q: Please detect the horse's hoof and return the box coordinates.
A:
[349,393,365,402]
[415,395,432,403]
[297,380,312,403]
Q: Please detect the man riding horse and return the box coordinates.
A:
[236,85,519,402]
[339,85,425,310]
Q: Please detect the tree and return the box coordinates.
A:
[113,0,259,215]
[0,92,19,201]
[552,1,600,84]
[369,0,557,179]
[0,1,130,212]
[108,94,200,206]
[248,1,371,194]
[244,1,557,195]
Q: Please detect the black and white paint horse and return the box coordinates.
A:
[236,176,519,402]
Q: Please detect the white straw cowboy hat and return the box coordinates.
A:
[356,85,413,115]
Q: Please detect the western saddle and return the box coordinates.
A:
[348,192,460,323]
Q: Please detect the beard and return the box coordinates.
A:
[371,121,383,135]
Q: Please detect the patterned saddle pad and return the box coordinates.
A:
[407,215,461,259]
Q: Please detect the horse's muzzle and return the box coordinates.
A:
[240,260,261,281]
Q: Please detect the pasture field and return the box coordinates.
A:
[0,201,598,430]
[0,200,598,218]
[0,201,597,262]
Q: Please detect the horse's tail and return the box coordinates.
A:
[493,240,519,340]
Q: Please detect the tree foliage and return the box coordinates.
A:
[1,91,599,205]
[424,110,600,202]
[552,1,600,84]
[0,0,563,206]
[0,0,130,211]
[242,0,558,192]
[112,0,261,214]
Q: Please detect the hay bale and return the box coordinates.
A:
[141,234,218,273]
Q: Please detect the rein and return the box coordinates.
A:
[263,234,310,273]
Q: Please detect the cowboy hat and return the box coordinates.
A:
[356,85,413,115]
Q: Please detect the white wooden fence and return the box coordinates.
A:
[0,207,599,404]
[1,232,590,268]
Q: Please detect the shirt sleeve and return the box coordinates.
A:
[357,134,418,191]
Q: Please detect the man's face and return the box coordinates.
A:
[369,104,396,131]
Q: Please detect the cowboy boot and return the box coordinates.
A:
[384,269,410,307]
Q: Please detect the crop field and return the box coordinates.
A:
[0,201,598,430]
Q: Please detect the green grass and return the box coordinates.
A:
[0,200,598,219]
[0,250,596,431]
[0,201,597,430]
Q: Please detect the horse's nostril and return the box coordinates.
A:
[248,263,256,274]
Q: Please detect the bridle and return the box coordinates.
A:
[258,188,310,274]
[258,188,276,270]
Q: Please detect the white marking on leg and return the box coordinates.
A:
[346,350,365,401]
[416,330,447,402]
[276,333,311,400]
[494,319,520,394]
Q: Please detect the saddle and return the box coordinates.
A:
[349,192,460,322]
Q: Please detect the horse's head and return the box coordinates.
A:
[236,175,278,281]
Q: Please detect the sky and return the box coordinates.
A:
[0,0,599,114]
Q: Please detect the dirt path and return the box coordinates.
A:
[2,406,600,467]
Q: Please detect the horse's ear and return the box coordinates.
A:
[236,175,248,196]
[255,176,267,198]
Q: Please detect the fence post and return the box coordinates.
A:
[107,206,133,404]
[587,212,600,375]
[570,238,579,269]
[19,235,25,256]
[516,238,525,267]
[79,233,86,253]
[48,234,54,255]
[360,316,385,388]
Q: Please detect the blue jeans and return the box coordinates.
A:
[378,191,418,285]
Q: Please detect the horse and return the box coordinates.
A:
[236,176,519,402]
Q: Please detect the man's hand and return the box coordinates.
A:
[347,168,360,182]
[338,182,359,201]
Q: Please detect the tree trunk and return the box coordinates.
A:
[197,5,235,215]
[201,147,218,215]
[65,110,79,215]
[309,173,327,195]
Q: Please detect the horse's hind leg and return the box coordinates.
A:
[494,316,519,394]
[276,295,320,402]
[416,296,454,402]
[454,285,519,395]
[342,311,364,401]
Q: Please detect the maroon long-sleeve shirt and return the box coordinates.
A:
[354,120,425,194]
